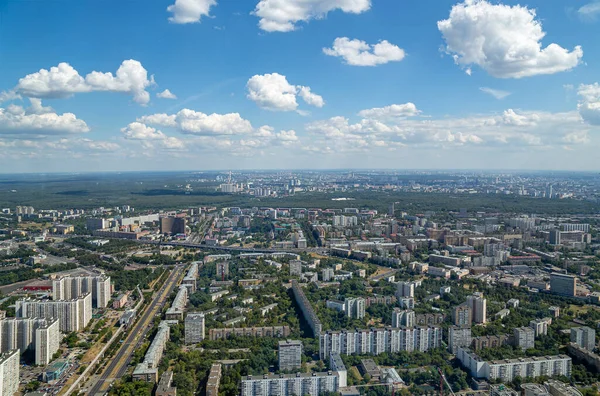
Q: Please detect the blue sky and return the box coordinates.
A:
[1,0,600,172]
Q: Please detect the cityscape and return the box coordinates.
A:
[0,170,599,395]
[3,0,600,395]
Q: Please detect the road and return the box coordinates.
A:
[86,266,184,395]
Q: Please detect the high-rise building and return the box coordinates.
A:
[16,293,92,332]
[550,273,577,297]
[344,298,365,319]
[514,327,535,351]
[391,309,415,328]
[396,281,415,298]
[0,350,19,396]
[319,327,442,358]
[453,304,473,326]
[160,216,187,235]
[52,275,111,308]
[86,218,109,231]
[549,229,562,245]
[184,313,205,345]
[278,340,302,371]
[571,327,596,351]
[448,326,472,353]
[0,317,60,365]
[466,293,487,324]
[529,318,551,337]
[321,268,334,282]
[35,319,61,365]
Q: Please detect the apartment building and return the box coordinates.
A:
[16,293,92,332]
[291,281,321,337]
[133,321,170,383]
[0,350,19,396]
[0,317,60,365]
[240,371,340,396]
[278,340,302,371]
[52,275,111,308]
[184,313,205,345]
[319,327,442,359]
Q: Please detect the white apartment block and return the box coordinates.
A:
[319,327,442,359]
[391,309,415,328]
[0,317,60,365]
[241,372,340,396]
[133,321,170,382]
[0,350,19,396]
[16,293,92,332]
[52,275,111,308]
[457,348,572,382]
[35,319,61,365]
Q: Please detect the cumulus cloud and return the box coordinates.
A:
[437,0,583,78]
[480,87,511,100]
[247,73,324,111]
[358,103,420,120]
[0,91,20,104]
[157,89,177,99]
[253,0,371,32]
[578,83,600,125]
[139,109,253,135]
[306,108,589,151]
[297,86,325,108]
[15,60,155,105]
[323,37,405,66]
[0,100,89,136]
[121,122,167,140]
[167,0,217,24]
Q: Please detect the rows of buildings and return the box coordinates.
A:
[0,317,60,365]
[16,293,92,332]
[52,275,112,308]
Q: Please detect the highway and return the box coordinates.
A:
[86,266,184,395]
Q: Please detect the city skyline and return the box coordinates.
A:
[1,0,600,172]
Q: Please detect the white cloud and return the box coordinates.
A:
[578,2,600,21]
[138,113,178,128]
[297,86,324,108]
[121,122,167,140]
[323,37,405,66]
[253,0,371,32]
[157,89,177,99]
[139,109,253,135]
[167,0,217,24]
[15,60,155,105]
[480,87,511,100]
[306,108,589,150]
[276,129,299,141]
[578,83,600,125]
[246,73,324,111]
[0,91,20,104]
[358,103,420,120]
[0,101,89,136]
[437,0,583,78]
